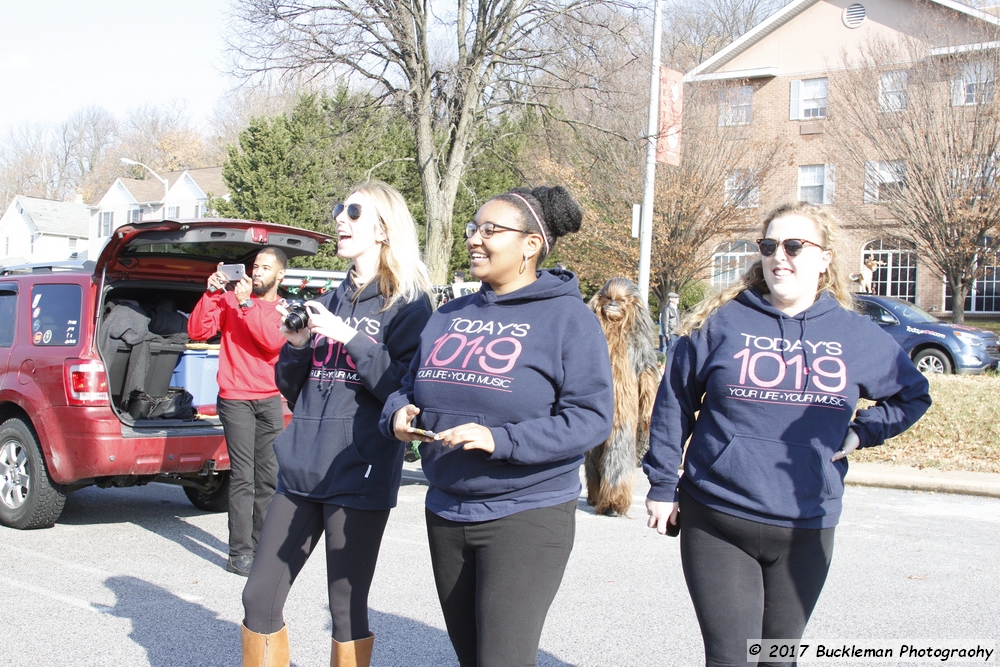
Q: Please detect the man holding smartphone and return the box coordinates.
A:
[188,247,288,576]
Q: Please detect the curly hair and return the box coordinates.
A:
[490,186,582,265]
[681,202,854,335]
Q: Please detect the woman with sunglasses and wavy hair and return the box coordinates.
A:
[240,181,433,667]
[643,202,931,667]
[380,186,614,667]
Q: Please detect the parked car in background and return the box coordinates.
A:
[855,294,1000,374]
[0,219,332,529]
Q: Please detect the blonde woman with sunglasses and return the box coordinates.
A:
[643,202,931,667]
[240,181,433,667]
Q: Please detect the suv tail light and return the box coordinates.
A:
[64,359,110,405]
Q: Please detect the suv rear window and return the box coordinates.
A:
[31,284,82,346]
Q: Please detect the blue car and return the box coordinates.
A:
[856,294,1000,374]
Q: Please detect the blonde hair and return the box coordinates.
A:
[349,180,432,310]
[681,202,854,335]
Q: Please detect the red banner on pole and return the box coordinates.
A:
[656,67,683,166]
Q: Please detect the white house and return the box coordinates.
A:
[89,166,229,256]
[0,196,91,265]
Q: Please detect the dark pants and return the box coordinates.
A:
[217,395,284,557]
[679,488,835,667]
[425,499,577,667]
[242,492,390,641]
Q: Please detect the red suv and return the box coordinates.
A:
[0,219,331,529]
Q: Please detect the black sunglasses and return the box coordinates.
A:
[756,238,825,257]
[333,202,363,221]
[465,221,530,239]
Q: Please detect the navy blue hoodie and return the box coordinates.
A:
[273,276,432,509]
[379,269,614,521]
[643,289,931,529]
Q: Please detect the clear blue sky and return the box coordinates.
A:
[0,0,233,134]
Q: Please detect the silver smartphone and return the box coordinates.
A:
[220,264,246,282]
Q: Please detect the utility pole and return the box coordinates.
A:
[638,0,664,304]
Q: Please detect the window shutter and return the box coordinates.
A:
[951,76,965,106]
[789,80,801,120]
[823,163,836,204]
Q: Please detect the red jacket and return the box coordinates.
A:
[187,291,285,400]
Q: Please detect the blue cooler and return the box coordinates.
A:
[171,348,220,408]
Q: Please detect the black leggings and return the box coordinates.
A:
[242,492,390,642]
[679,488,835,667]
[425,499,577,667]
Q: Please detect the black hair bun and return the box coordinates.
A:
[529,186,582,239]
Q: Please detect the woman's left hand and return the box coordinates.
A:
[303,300,358,345]
[436,423,495,454]
[832,427,860,461]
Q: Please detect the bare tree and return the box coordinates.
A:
[830,31,1000,323]
[534,50,782,306]
[227,0,641,282]
[661,0,784,71]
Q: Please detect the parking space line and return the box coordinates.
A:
[0,575,109,614]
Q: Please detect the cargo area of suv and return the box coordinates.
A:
[0,219,332,528]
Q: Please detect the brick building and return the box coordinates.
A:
[683,0,1000,317]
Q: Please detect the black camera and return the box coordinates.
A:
[283,301,310,332]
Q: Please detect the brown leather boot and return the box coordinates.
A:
[242,623,290,667]
[331,633,374,667]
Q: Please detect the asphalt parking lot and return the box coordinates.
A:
[3,467,999,666]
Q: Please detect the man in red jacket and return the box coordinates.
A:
[188,247,288,576]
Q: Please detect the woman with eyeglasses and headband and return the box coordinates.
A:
[240,181,433,667]
[380,186,614,667]
[643,202,931,667]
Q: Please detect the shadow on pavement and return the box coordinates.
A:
[361,609,579,667]
[98,575,241,667]
[59,485,230,569]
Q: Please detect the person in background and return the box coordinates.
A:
[188,247,288,577]
[659,291,680,353]
[239,181,433,667]
[644,202,931,667]
[382,185,614,667]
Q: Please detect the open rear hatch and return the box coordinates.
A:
[95,219,332,428]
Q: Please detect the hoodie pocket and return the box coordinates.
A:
[274,416,370,496]
[417,408,514,495]
[702,435,831,519]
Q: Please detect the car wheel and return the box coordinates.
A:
[0,417,67,529]
[183,470,230,512]
[913,348,952,375]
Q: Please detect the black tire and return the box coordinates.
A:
[183,470,230,512]
[913,348,952,375]
[0,417,67,529]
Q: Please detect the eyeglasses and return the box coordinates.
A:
[756,238,825,257]
[465,221,530,239]
[333,202,363,221]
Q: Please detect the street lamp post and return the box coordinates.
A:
[638,0,665,305]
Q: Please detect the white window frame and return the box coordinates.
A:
[100,211,114,236]
[878,71,907,112]
[798,164,835,204]
[167,206,180,219]
[952,61,994,106]
[725,169,759,208]
[864,160,906,203]
[718,86,753,126]
[712,241,756,289]
[129,207,144,223]
[789,78,828,120]
[193,203,203,218]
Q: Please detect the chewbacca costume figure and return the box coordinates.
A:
[585,278,660,516]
